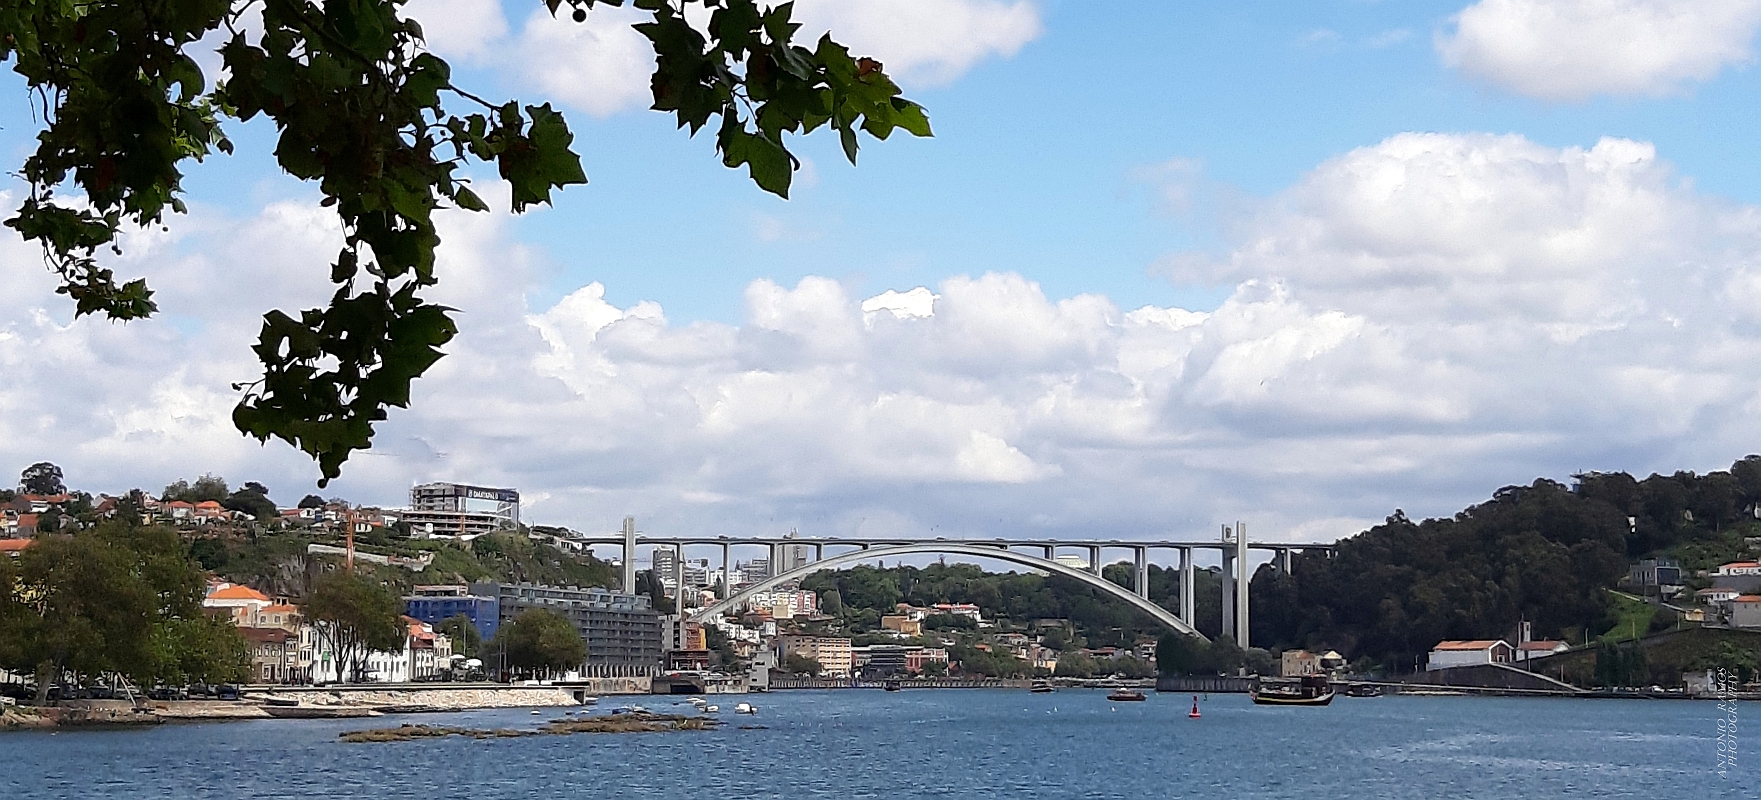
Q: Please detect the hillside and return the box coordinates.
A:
[191,529,618,598]
[1251,456,1761,671]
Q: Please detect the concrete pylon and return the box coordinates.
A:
[1235,521,1250,649]
[1220,525,1234,641]
[1178,547,1194,627]
[621,516,637,594]
[1133,546,1150,599]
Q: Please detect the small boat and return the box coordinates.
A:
[1250,675,1335,706]
[704,705,719,713]
[1029,680,1055,694]
[1105,688,1147,702]
[734,702,756,714]
[1343,683,1382,698]
[883,680,902,692]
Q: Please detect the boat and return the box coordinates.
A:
[1343,683,1383,698]
[704,705,719,713]
[734,702,757,714]
[1029,680,1056,694]
[1250,675,1335,706]
[1105,688,1147,702]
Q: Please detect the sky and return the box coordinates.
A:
[7,0,1761,549]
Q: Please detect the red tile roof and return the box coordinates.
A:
[207,584,271,602]
[1432,639,1509,651]
[0,539,33,553]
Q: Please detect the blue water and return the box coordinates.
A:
[1,691,1751,799]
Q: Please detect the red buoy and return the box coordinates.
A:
[1188,695,1201,718]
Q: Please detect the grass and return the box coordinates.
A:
[1602,590,1655,643]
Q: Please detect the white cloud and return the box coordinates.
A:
[405,0,510,63]
[514,5,656,118]
[13,133,1761,548]
[404,0,1039,119]
[1438,0,1761,100]
[757,0,1043,87]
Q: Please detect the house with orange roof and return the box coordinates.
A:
[1425,639,1515,671]
[164,500,195,522]
[203,583,274,625]
[1730,595,1761,629]
[0,539,32,558]
[246,603,302,632]
[193,500,228,523]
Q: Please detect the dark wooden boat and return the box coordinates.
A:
[1250,675,1334,706]
[1106,688,1147,701]
[883,681,902,692]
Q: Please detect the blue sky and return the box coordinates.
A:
[7,0,1761,544]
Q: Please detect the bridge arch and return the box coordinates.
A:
[688,542,1207,641]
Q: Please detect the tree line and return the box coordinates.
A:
[1250,457,1761,673]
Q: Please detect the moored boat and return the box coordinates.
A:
[1250,675,1334,706]
[1029,680,1055,694]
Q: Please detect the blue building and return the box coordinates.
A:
[404,585,500,643]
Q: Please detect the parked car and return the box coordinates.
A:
[147,686,189,701]
[215,684,240,701]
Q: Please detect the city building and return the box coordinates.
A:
[854,645,910,678]
[881,615,922,636]
[1515,640,1570,661]
[932,603,983,622]
[471,582,663,677]
[744,589,818,619]
[239,627,296,684]
[405,482,520,538]
[1626,558,1682,591]
[778,635,854,678]
[1282,649,1322,677]
[203,583,273,624]
[1697,587,1742,606]
[1425,640,1515,670]
[404,584,501,643]
[1731,595,1761,629]
[1712,562,1761,593]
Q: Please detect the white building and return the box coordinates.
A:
[1425,640,1515,671]
[305,618,451,683]
[744,589,819,619]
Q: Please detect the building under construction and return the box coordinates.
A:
[404,482,520,538]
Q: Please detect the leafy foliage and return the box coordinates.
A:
[1,0,927,485]
[1252,457,1761,671]
[163,474,230,503]
[0,521,246,696]
[434,613,481,659]
[304,571,404,682]
[493,608,585,676]
[18,462,65,495]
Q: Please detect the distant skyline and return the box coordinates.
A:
[6,0,1761,544]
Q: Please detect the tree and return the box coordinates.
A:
[493,609,586,677]
[304,572,404,683]
[163,475,230,503]
[298,494,326,509]
[1,522,218,702]
[19,462,64,495]
[783,653,822,676]
[221,486,277,521]
[1,0,929,486]
[435,614,482,659]
[1055,651,1098,678]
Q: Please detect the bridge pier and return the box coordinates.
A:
[721,541,731,599]
[1178,547,1194,627]
[1087,545,1101,575]
[1220,527,1234,642]
[1133,546,1149,599]
[621,516,637,594]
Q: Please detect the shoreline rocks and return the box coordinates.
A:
[339,713,720,743]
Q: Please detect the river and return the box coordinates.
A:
[1,691,1750,798]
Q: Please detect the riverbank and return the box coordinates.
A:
[2,685,590,729]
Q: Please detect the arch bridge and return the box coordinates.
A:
[552,521,1337,646]
[690,542,1207,640]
